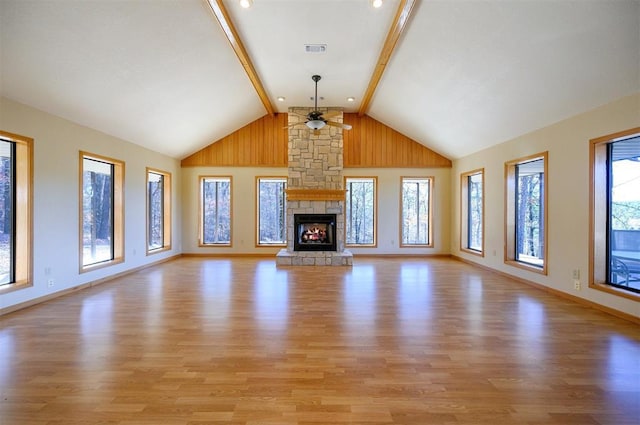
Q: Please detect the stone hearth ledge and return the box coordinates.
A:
[276,249,353,267]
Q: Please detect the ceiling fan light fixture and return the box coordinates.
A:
[372,0,383,8]
[239,0,253,9]
[306,120,326,130]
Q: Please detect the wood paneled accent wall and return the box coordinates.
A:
[343,113,451,168]
[181,112,451,168]
[181,113,288,167]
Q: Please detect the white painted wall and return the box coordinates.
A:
[0,97,182,312]
[451,93,640,318]
[2,92,638,319]
[180,167,451,255]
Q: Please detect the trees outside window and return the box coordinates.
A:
[201,176,232,246]
[505,152,547,273]
[461,169,483,255]
[0,140,14,285]
[345,177,376,246]
[401,177,433,247]
[590,128,640,299]
[257,177,286,246]
[80,152,124,270]
[147,168,171,254]
[0,131,32,291]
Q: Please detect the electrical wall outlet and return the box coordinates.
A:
[573,279,581,291]
[47,279,54,287]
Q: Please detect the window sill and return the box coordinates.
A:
[590,281,640,302]
[147,246,171,256]
[505,260,547,275]
[0,281,33,295]
[80,258,124,274]
[461,247,484,257]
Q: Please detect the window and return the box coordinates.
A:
[505,152,547,273]
[345,177,376,246]
[147,168,171,254]
[0,131,32,292]
[200,176,232,246]
[80,152,124,271]
[256,177,286,246]
[591,128,640,299]
[460,169,484,255]
[401,177,433,247]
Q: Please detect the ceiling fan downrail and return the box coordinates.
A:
[312,74,322,112]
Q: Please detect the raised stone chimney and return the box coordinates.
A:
[276,107,353,266]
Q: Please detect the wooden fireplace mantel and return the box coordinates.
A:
[285,189,346,201]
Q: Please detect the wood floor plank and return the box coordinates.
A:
[0,257,638,424]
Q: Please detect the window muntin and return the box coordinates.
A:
[505,152,547,273]
[0,132,32,291]
[147,168,171,254]
[401,177,433,247]
[80,152,124,271]
[200,176,232,246]
[257,177,286,246]
[461,169,484,255]
[345,177,376,247]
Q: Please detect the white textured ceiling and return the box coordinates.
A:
[1,0,638,160]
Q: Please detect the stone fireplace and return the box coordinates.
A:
[276,107,353,266]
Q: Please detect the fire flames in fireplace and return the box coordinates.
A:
[301,225,328,243]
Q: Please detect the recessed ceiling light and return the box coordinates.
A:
[277,96,285,102]
[239,0,253,9]
[372,0,383,8]
[347,97,355,102]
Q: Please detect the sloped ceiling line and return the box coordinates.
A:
[206,0,415,120]
[206,0,275,116]
[358,0,417,116]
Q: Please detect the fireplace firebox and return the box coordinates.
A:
[294,214,337,252]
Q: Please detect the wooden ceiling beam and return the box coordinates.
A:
[206,0,275,116]
[358,0,417,116]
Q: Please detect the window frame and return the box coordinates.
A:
[400,176,434,248]
[589,127,640,301]
[344,176,378,248]
[199,175,233,247]
[146,167,172,255]
[460,168,484,256]
[79,151,125,273]
[0,131,33,293]
[255,176,287,247]
[504,152,548,274]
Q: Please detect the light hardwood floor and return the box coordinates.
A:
[1,257,638,425]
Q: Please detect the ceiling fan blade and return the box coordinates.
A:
[326,121,352,130]
[323,110,341,119]
[283,122,303,129]
[313,129,321,136]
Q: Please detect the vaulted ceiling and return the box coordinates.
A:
[1,0,638,160]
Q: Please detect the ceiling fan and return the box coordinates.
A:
[285,75,352,133]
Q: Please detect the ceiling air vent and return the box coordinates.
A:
[304,44,327,53]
